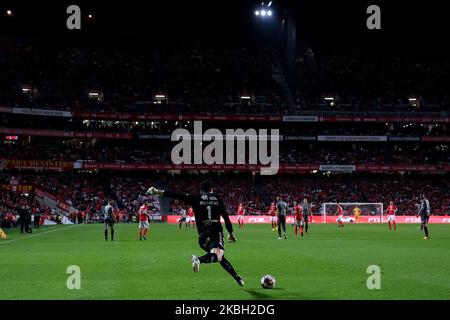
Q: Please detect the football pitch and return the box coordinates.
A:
[1,223,450,300]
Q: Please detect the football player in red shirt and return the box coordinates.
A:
[237,203,246,229]
[293,201,303,239]
[385,201,398,231]
[138,202,151,240]
[268,202,277,231]
[187,206,195,229]
[336,202,344,228]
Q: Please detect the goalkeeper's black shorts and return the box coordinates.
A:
[198,230,225,252]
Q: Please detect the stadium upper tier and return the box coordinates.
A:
[1,40,448,114]
[1,113,449,134]
[1,141,449,166]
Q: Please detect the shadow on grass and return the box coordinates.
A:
[245,289,282,299]
[245,288,313,300]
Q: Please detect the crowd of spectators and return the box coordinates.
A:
[293,49,450,113]
[0,188,47,227]
[107,173,450,216]
[1,39,448,115]
[0,40,284,115]
[2,140,449,166]
[2,173,449,223]
[281,145,450,166]
[2,113,449,137]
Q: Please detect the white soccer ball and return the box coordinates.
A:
[260,275,276,289]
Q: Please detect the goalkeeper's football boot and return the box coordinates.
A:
[191,255,200,273]
[236,276,245,287]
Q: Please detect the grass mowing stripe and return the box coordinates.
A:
[0,223,449,299]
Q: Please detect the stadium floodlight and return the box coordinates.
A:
[324,97,335,101]
[240,95,251,100]
[88,90,103,102]
[254,1,274,19]
[154,93,168,104]
[408,96,418,107]
[5,9,13,16]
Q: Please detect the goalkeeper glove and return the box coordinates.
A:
[146,187,164,196]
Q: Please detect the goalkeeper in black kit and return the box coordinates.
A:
[146,181,244,286]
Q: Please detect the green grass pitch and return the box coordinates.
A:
[1,223,450,300]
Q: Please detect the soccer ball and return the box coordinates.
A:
[260,275,276,289]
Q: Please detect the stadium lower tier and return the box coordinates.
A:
[1,172,449,221]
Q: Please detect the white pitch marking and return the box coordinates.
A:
[0,225,80,245]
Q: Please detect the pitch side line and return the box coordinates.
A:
[0,224,80,244]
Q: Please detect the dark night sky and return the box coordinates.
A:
[0,0,447,56]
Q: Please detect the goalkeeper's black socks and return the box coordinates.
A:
[199,252,218,264]
[104,229,108,241]
[220,256,240,282]
[198,254,241,283]
[424,226,429,237]
[111,229,114,241]
[305,222,309,233]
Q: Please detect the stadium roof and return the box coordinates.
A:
[0,0,447,55]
